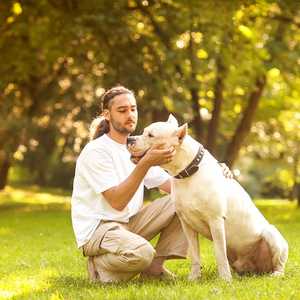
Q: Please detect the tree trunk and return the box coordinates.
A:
[206,57,226,155]
[188,33,204,143]
[298,184,300,207]
[290,155,299,201]
[36,169,46,187]
[224,75,267,168]
[0,159,10,190]
[190,86,205,142]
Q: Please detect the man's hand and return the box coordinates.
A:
[219,163,233,179]
[136,141,176,167]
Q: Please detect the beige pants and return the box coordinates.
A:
[81,195,189,283]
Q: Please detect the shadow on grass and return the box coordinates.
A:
[7,264,288,300]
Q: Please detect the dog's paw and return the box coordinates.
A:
[220,273,232,282]
[218,267,232,282]
[272,271,284,278]
[188,272,202,281]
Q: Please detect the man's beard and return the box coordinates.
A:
[110,117,136,135]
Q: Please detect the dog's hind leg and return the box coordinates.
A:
[261,224,288,277]
[179,218,202,281]
[209,217,232,281]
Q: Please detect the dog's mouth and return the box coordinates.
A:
[130,152,147,164]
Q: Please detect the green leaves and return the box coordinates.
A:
[0,0,299,198]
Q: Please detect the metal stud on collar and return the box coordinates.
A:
[174,145,205,179]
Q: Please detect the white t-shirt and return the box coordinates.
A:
[71,134,170,248]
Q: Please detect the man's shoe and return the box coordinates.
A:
[86,256,100,283]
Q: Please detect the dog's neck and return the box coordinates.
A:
[163,135,201,177]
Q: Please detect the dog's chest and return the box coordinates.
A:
[172,189,214,239]
[171,173,228,227]
[171,181,212,219]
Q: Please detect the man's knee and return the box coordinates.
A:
[90,242,156,283]
[120,239,156,271]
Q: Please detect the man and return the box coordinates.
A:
[71,85,231,283]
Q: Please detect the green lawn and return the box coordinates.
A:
[0,185,300,299]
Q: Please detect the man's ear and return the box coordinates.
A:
[167,114,178,127]
[172,123,188,144]
[103,109,110,121]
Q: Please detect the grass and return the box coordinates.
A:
[0,185,300,299]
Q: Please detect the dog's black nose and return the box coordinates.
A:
[127,137,135,145]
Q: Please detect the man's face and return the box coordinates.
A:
[106,93,138,136]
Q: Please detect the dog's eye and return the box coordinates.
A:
[148,133,154,138]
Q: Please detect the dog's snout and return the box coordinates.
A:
[126,137,135,146]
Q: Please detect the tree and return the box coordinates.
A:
[0,0,299,201]
[0,0,94,188]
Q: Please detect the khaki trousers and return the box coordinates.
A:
[81,195,189,283]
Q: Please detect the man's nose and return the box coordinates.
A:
[127,110,135,118]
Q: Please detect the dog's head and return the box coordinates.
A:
[127,114,188,164]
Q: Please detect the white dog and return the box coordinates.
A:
[127,115,288,281]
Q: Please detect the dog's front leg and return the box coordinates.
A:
[180,218,202,281]
[209,217,232,281]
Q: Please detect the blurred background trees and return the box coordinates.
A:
[0,0,299,204]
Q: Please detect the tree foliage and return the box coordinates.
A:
[0,0,299,204]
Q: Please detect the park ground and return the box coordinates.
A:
[0,185,300,300]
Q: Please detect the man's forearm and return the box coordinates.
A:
[102,159,151,211]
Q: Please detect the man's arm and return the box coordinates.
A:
[157,177,172,194]
[102,141,175,211]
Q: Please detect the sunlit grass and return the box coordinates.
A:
[254,199,300,227]
[0,184,71,211]
[1,269,53,299]
[0,185,300,299]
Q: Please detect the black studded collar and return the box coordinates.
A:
[174,145,205,179]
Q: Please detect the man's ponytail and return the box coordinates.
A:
[89,116,110,141]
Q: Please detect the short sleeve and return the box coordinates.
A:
[79,148,119,195]
[144,166,170,189]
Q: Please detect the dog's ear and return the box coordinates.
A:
[167,114,178,127]
[172,123,188,144]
